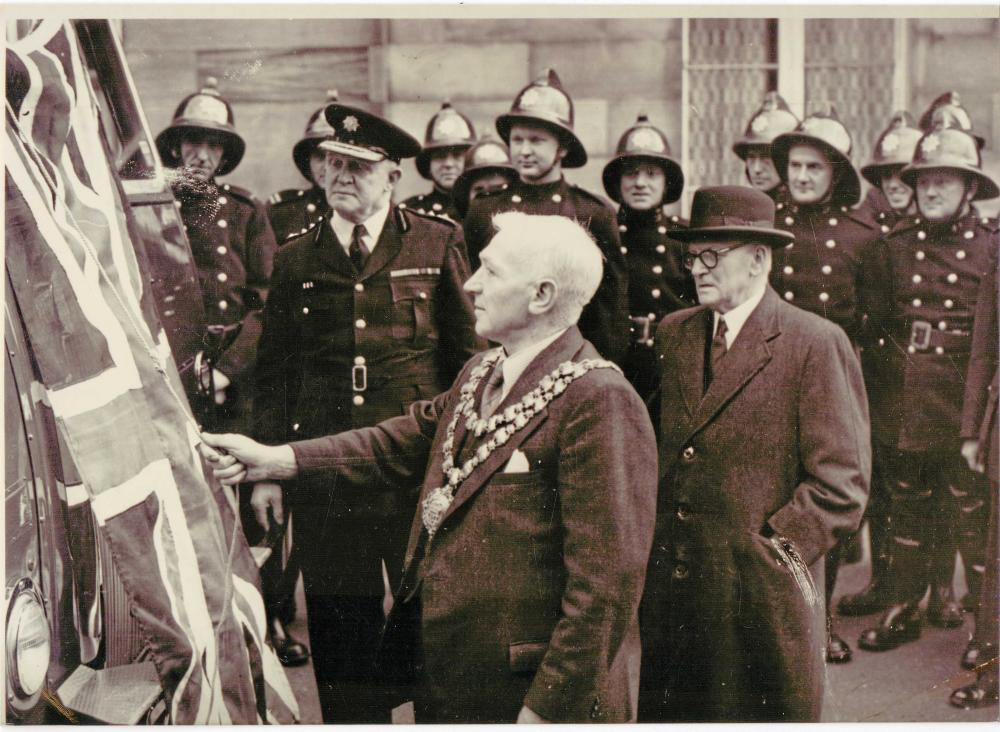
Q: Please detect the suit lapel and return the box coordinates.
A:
[359,208,403,279]
[686,288,781,439]
[676,308,711,415]
[436,328,586,528]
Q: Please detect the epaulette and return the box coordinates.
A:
[284,215,325,243]
[268,188,307,207]
[978,214,999,233]
[569,183,615,211]
[397,205,459,232]
[219,182,258,206]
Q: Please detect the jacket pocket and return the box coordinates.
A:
[390,276,437,344]
[509,640,548,675]
[770,535,821,610]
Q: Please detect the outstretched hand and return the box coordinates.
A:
[199,432,296,485]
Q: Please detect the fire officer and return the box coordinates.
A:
[155,77,277,433]
[250,101,483,723]
[463,68,630,366]
[731,91,799,206]
[854,111,923,235]
[770,105,880,664]
[450,135,519,220]
[836,110,924,619]
[399,100,476,222]
[857,126,997,654]
[267,91,339,244]
[602,113,695,404]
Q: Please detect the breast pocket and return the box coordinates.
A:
[390,275,438,344]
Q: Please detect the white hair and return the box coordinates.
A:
[490,212,604,325]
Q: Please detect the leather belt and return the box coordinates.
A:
[630,314,658,347]
[908,320,971,354]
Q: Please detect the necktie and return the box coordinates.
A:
[480,359,506,418]
[349,224,369,272]
[705,317,728,391]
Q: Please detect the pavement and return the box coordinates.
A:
[277,533,998,724]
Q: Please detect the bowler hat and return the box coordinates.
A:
[320,103,421,163]
[670,186,795,247]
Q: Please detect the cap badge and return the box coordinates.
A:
[630,128,665,152]
[185,95,228,125]
[520,87,542,109]
[436,114,466,138]
[881,133,899,155]
[751,115,770,133]
[921,134,940,155]
[343,116,360,133]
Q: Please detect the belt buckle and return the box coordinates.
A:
[352,364,368,392]
[630,315,654,345]
[910,320,932,351]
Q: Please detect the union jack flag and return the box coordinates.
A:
[5,19,299,724]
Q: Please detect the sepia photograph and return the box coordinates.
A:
[4,5,999,726]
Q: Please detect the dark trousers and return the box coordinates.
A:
[972,478,998,672]
[306,593,394,723]
[882,447,989,602]
[239,488,297,625]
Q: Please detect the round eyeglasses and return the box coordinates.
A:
[682,244,749,271]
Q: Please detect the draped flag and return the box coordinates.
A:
[5,20,299,724]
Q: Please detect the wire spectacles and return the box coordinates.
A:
[682,244,749,271]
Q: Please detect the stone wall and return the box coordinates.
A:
[122,17,998,217]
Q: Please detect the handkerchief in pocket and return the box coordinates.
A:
[503,449,530,474]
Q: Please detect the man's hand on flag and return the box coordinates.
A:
[199,433,299,485]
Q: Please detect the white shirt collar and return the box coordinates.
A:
[498,328,569,401]
[329,201,391,255]
[713,281,767,349]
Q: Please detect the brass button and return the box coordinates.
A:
[658,225,667,234]
[216,245,227,255]
[217,272,228,282]
[825,239,836,249]
[432,202,443,211]
[912,298,922,307]
[783,266,794,275]
[673,563,689,580]
[945,299,954,309]
[619,225,627,233]
[935,346,945,355]
[355,283,364,292]
[947,273,958,283]
[682,446,695,460]
[676,503,690,520]
[511,195,522,203]
[784,291,794,301]
[651,288,661,299]
[916,251,925,261]
[353,394,365,406]
[938,321,947,330]
[418,291,428,300]
[306,203,317,213]
[917,231,926,240]
[964,231,974,240]
[912,274,922,284]
[217,196,227,205]
[355,319,366,329]
[957,250,967,260]
[218,300,228,311]
[217,219,228,229]
[819,292,830,303]
[785,216,794,225]
[354,356,365,365]
[551,194,562,203]
[652,265,663,274]
[656,244,666,254]
[620,246,628,255]
[828,217,838,226]
[821,265,832,275]
[302,307,309,315]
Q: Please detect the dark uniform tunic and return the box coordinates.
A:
[771,200,878,342]
[399,187,461,224]
[617,206,695,403]
[861,210,997,602]
[463,177,631,365]
[854,187,904,235]
[253,205,482,722]
[267,186,328,244]
[174,180,277,429]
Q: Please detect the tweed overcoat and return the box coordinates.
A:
[639,286,870,722]
[290,327,658,723]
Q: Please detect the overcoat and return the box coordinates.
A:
[639,287,870,722]
[290,327,658,723]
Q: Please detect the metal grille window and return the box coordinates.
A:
[804,19,897,174]
[682,19,778,213]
